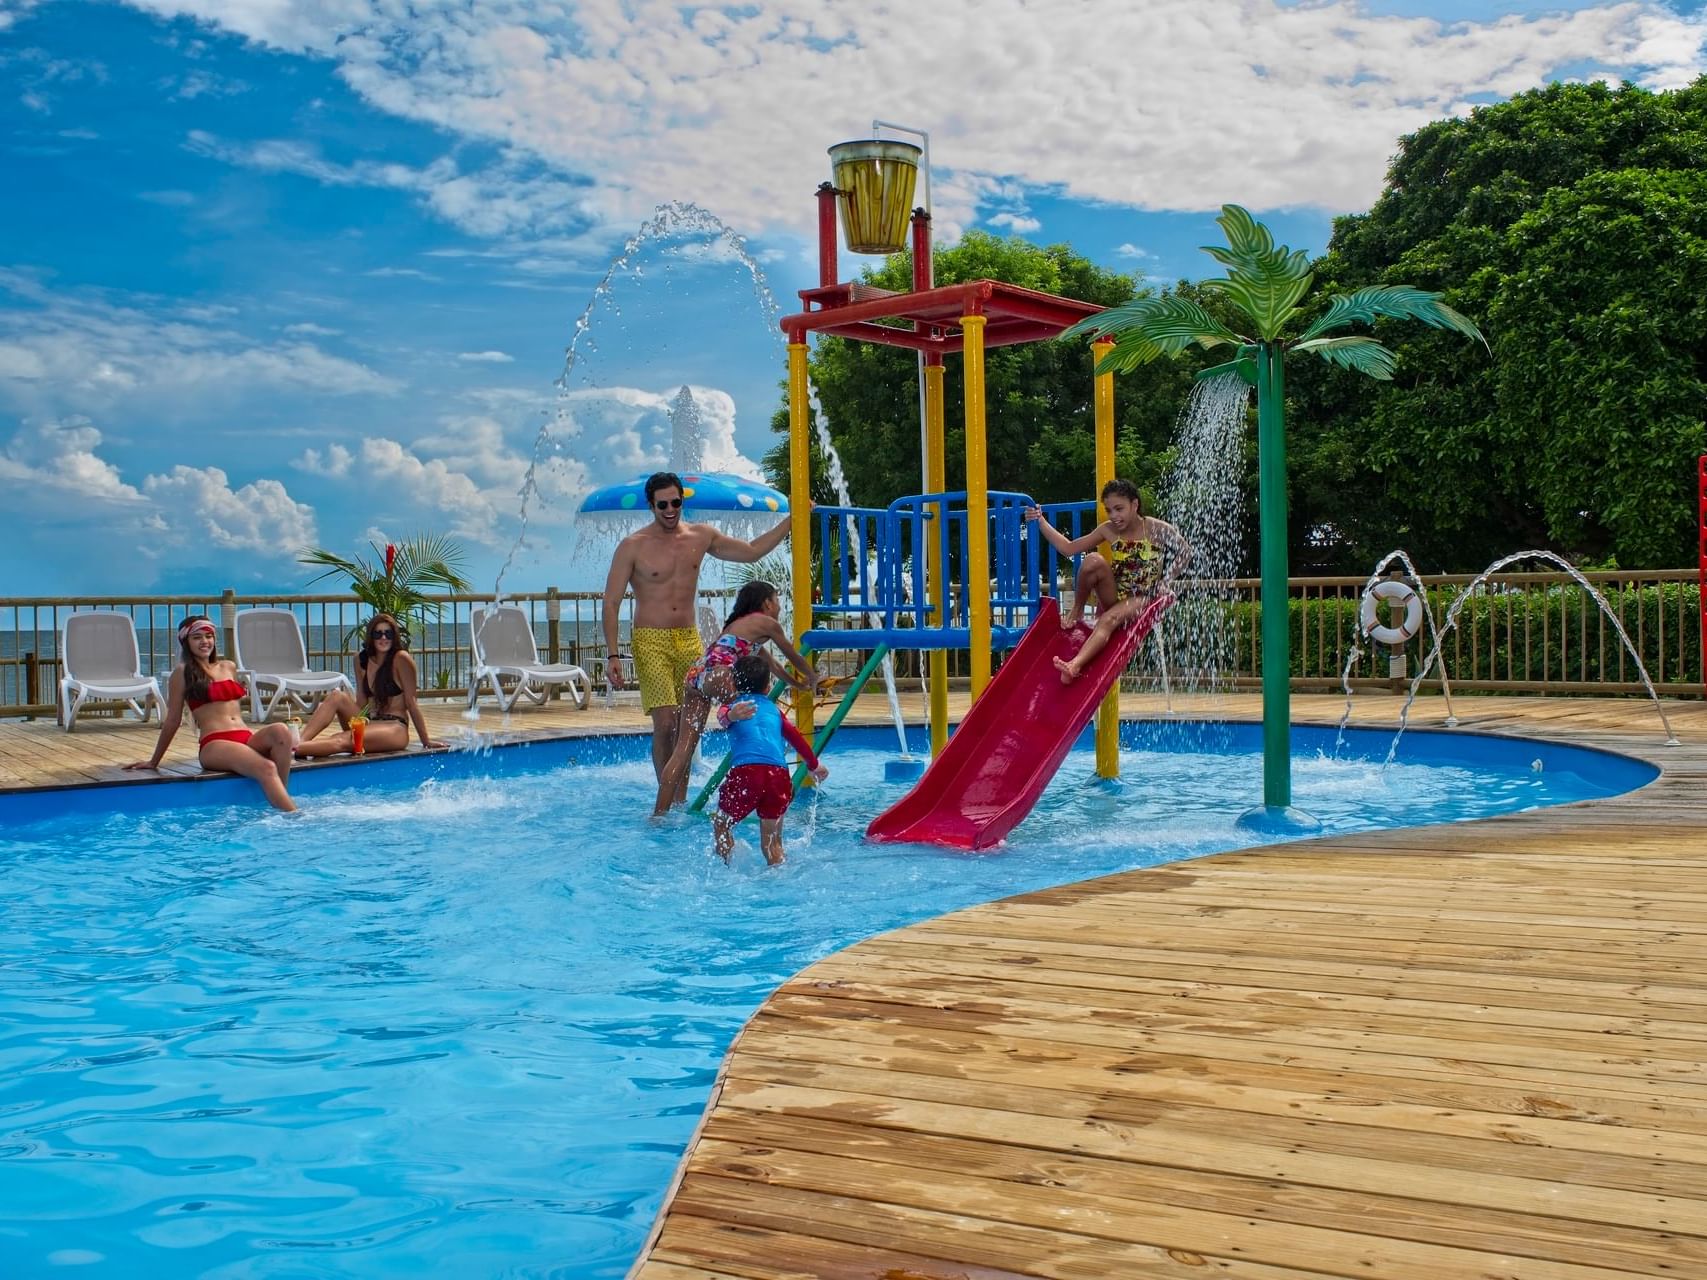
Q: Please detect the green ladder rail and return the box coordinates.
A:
[789,643,890,793]
[688,643,891,813]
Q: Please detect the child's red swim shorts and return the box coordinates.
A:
[718,764,793,821]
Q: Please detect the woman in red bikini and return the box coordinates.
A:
[293,612,447,757]
[125,615,298,811]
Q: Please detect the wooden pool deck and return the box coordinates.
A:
[4,694,1705,1278]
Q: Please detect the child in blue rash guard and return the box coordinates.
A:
[713,653,829,866]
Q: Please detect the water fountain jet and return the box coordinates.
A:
[1388,549,1680,761]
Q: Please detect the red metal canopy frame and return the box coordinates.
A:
[779,187,1105,353]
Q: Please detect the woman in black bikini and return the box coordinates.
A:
[125,615,298,811]
[294,612,447,757]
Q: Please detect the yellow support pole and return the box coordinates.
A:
[787,340,814,738]
[1092,338,1120,779]
[961,314,991,699]
[923,361,948,756]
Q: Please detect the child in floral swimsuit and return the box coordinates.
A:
[1024,478,1192,684]
[651,580,818,818]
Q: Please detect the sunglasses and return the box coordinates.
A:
[654,498,683,510]
[370,628,396,640]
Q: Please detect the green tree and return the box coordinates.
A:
[1291,78,1707,570]
[762,232,1212,511]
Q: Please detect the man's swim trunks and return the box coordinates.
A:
[631,626,702,712]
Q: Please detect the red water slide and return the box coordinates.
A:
[866,593,1174,850]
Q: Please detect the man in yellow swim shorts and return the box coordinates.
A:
[602,471,798,809]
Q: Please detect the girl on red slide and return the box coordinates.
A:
[126,615,298,811]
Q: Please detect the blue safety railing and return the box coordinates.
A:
[806,492,1099,650]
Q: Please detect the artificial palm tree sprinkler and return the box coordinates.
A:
[1068,206,1486,831]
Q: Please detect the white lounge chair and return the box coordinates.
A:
[468,605,591,712]
[233,607,354,721]
[58,612,166,731]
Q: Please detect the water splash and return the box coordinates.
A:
[1148,373,1252,721]
[1388,549,1680,762]
[1334,549,1457,750]
[492,201,782,600]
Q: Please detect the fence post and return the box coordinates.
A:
[546,587,561,664]
[220,588,237,661]
[1698,455,1705,683]
[24,650,39,715]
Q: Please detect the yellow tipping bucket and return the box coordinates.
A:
[829,139,921,255]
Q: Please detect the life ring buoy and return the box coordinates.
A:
[1360,579,1423,646]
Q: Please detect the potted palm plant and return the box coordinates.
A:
[299,534,473,660]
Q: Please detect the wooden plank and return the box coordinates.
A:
[698,1109,1702,1274]
[711,1073,1707,1232]
[682,1139,1680,1280]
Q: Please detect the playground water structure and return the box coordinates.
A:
[0,723,1658,1279]
[1386,548,1682,760]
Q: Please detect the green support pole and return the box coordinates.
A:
[790,644,890,791]
[1257,341,1291,811]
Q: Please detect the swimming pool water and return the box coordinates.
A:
[0,722,1655,1278]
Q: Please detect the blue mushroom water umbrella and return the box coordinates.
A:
[579,471,788,518]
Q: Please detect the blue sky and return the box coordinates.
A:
[2,0,1703,596]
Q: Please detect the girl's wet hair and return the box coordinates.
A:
[732,652,771,695]
[1100,477,1143,515]
[725,580,777,629]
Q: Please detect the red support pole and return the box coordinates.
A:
[910,207,932,293]
[816,182,838,290]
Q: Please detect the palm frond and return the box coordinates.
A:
[1295,285,1488,348]
[1214,203,1275,261]
[1062,295,1243,350]
[1293,335,1399,380]
[1194,349,1260,386]
[1069,296,1243,375]
[1193,206,1315,340]
[1199,251,1313,340]
[298,547,368,590]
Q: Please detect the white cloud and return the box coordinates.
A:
[184,129,599,240]
[0,269,400,419]
[118,0,1707,234]
[1115,243,1155,260]
[0,2,43,34]
[0,416,318,582]
[363,266,438,281]
[457,350,514,363]
[166,69,248,100]
[285,382,766,550]
[293,442,352,476]
[988,212,1041,234]
[0,416,141,503]
[142,464,318,553]
[283,321,340,337]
